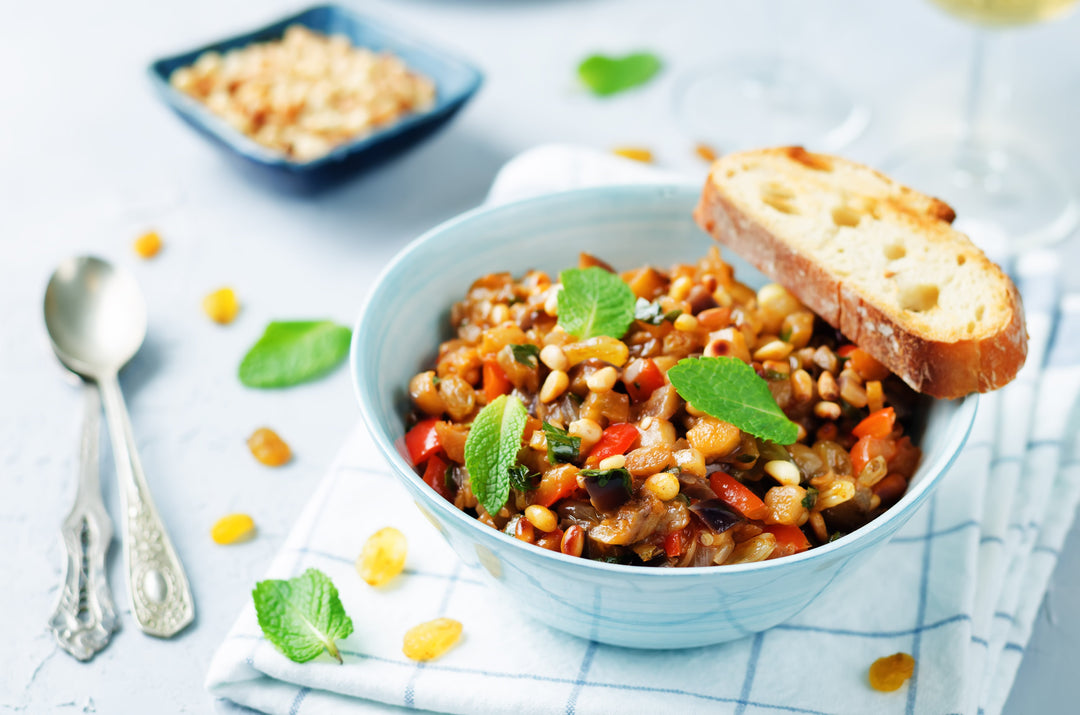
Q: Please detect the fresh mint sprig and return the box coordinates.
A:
[252,568,354,664]
[578,52,662,97]
[667,357,799,445]
[557,267,636,340]
[239,321,351,388]
[464,394,529,515]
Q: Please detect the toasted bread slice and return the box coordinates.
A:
[693,146,1027,399]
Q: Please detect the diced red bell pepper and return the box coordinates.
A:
[836,345,858,358]
[422,454,453,500]
[586,423,639,466]
[850,435,898,477]
[852,407,896,439]
[482,358,512,403]
[624,358,666,402]
[664,528,687,558]
[405,418,443,466]
[764,524,810,558]
[709,473,768,520]
[531,465,580,508]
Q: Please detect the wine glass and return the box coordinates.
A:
[885,0,1079,256]
[673,8,870,154]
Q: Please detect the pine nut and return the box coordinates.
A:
[524,505,558,533]
[561,525,584,557]
[670,276,693,301]
[673,313,699,332]
[586,366,618,392]
[817,371,840,401]
[753,340,793,362]
[540,345,568,372]
[814,401,842,420]
[644,472,680,501]
[764,459,801,486]
[540,370,569,403]
[543,288,561,317]
[791,369,814,403]
[568,418,603,452]
[598,454,626,470]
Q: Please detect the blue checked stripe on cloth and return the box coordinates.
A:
[205,147,1080,715]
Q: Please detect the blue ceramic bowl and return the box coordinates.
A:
[148,5,482,188]
[352,184,976,649]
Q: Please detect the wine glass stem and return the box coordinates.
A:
[961,29,989,151]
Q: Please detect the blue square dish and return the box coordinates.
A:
[148,4,483,189]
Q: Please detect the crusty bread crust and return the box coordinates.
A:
[694,147,1027,399]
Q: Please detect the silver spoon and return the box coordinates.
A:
[44,256,194,638]
[46,378,119,660]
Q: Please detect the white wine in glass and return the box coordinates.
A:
[886,0,1079,255]
[929,0,1077,25]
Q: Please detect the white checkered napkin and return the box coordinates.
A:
[205,146,1080,715]
[961,253,1060,714]
[978,295,1080,715]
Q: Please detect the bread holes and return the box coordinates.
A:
[883,242,907,261]
[761,182,799,215]
[975,305,985,321]
[957,255,967,266]
[831,205,862,228]
[899,284,939,313]
[966,321,976,334]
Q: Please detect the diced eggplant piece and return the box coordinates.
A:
[690,499,742,533]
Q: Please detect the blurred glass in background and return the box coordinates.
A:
[887,0,1079,256]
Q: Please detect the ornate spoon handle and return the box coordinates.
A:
[99,374,194,638]
[48,382,118,661]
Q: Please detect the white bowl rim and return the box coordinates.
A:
[351,183,979,579]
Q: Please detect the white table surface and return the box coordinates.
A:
[2,1,1078,712]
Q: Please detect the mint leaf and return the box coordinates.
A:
[510,343,540,366]
[464,395,529,515]
[542,422,580,464]
[579,467,632,489]
[252,568,353,664]
[557,267,636,340]
[578,52,662,96]
[668,357,799,445]
[239,321,351,388]
[508,464,538,491]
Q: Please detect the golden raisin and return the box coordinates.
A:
[211,513,256,545]
[402,617,462,661]
[356,527,408,586]
[203,287,240,324]
[868,652,915,692]
[247,428,292,466]
[133,231,163,258]
[695,143,718,162]
[612,147,653,163]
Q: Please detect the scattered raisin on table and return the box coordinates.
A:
[211,513,256,545]
[248,428,291,467]
[868,652,915,692]
[203,287,240,324]
[133,231,163,258]
[402,618,462,661]
[356,527,407,586]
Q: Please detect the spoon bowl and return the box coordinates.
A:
[44,256,147,378]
